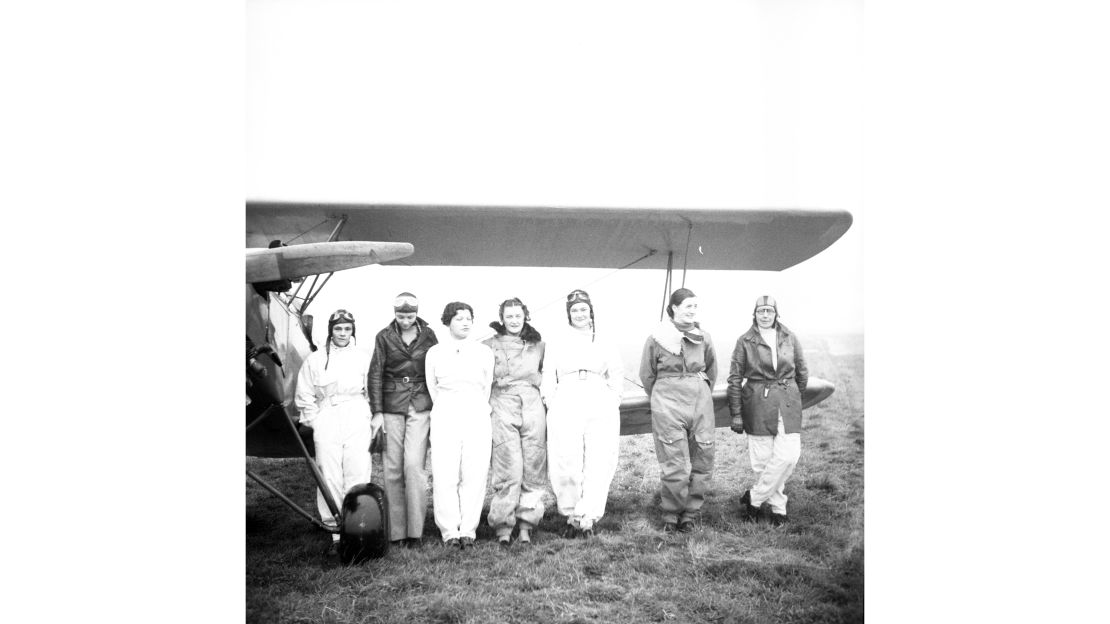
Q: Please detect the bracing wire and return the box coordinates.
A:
[530,249,659,316]
[283,218,333,245]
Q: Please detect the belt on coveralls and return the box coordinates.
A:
[492,379,539,394]
[657,372,708,380]
[319,391,368,408]
[561,369,605,381]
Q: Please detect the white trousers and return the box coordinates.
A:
[312,398,373,538]
[547,379,619,530]
[747,414,801,515]
[430,393,492,541]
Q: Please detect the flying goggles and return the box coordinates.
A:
[393,294,419,312]
[566,290,591,305]
[330,309,355,323]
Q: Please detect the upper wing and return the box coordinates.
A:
[246,202,852,271]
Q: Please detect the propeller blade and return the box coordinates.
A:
[245,241,414,283]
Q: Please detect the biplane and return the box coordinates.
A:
[246,202,852,562]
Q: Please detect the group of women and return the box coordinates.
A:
[294,287,808,553]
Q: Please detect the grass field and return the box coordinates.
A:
[246,334,864,623]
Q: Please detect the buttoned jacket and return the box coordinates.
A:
[725,323,808,435]
[368,317,439,414]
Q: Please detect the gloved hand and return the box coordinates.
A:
[369,428,385,454]
[729,414,745,435]
[369,412,385,453]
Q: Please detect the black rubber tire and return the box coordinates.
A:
[338,482,390,564]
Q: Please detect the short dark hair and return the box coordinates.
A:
[441,302,474,326]
[666,288,697,319]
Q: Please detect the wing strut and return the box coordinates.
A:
[245,403,343,533]
[658,218,693,320]
[659,251,674,321]
[680,219,693,288]
[300,272,335,313]
[287,216,349,315]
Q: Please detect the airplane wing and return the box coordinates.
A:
[246,202,852,271]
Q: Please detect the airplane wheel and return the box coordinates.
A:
[338,482,390,564]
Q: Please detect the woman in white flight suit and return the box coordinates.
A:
[425,302,495,549]
[483,297,547,546]
[294,309,379,550]
[541,289,624,538]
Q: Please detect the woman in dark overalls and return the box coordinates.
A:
[639,288,718,534]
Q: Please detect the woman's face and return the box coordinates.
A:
[671,297,698,325]
[449,310,473,339]
[755,306,777,329]
[502,305,525,335]
[569,302,592,329]
[394,311,417,330]
[331,322,354,347]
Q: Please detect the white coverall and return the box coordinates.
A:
[541,326,624,531]
[294,341,374,536]
[425,339,495,542]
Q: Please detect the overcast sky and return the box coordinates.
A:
[247,0,864,352]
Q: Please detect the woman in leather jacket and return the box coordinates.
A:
[368,292,439,547]
[726,296,809,525]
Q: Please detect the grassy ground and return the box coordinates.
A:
[247,335,864,623]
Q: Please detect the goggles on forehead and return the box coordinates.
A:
[755,306,776,314]
[330,309,355,323]
[566,290,591,303]
[393,294,419,311]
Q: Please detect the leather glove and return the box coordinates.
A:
[729,414,745,435]
[369,412,385,453]
[369,428,385,454]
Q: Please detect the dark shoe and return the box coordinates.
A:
[740,490,761,522]
[662,522,678,534]
[498,536,512,549]
[325,540,341,556]
[561,524,580,539]
[678,520,695,533]
[444,538,460,549]
[460,537,475,549]
[404,537,423,549]
[581,529,595,539]
[767,512,788,526]
[390,539,405,549]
